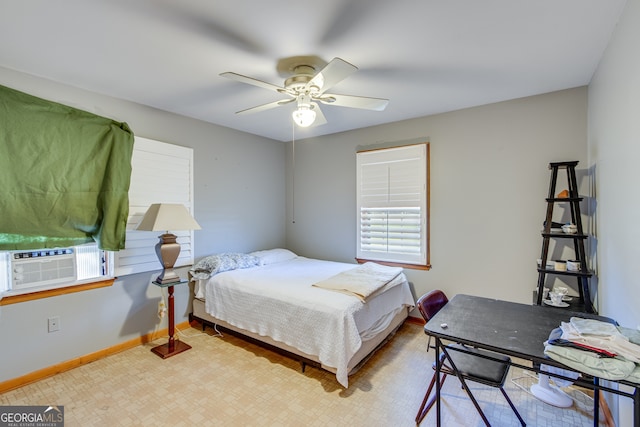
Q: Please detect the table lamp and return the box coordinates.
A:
[136,203,201,284]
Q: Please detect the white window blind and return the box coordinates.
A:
[115,137,195,276]
[357,144,428,266]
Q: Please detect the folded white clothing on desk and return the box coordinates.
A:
[561,319,640,364]
[629,365,640,384]
[543,318,640,385]
[544,344,638,382]
[570,317,620,336]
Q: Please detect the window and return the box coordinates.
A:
[0,85,133,301]
[356,143,430,269]
[0,136,194,301]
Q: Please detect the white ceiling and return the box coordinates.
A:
[0,0,627,142]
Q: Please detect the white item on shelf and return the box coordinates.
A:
[554,260,567,271]
[549,292,564,305]
[537,259,555,269]
[566,260,580,271]
[543,299,569,308]
[554,286,568,296]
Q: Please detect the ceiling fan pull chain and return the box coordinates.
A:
[291,121,296,224]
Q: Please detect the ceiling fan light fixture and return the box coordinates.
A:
[292,106,316,127]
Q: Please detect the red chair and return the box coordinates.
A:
[417,289,449,354]
[415,290,526,426]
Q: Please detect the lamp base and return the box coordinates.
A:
[155,233,181,284]
[151,340,192,359]
[155,270,181,284]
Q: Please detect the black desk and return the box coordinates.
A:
[423,294,639,427]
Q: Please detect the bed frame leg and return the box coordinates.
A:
[301,361,306,373]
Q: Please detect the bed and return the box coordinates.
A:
[189,249,415,387]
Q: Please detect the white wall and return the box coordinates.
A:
[0,67,286,382]
[588,0,640,331]
[286,87,589,309]
[588,0,640,424]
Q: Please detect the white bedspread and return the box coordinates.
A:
[203,257,414,387]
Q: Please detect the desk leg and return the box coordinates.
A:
[635,386,639,427]
[151,284,191,359]
[435,337,442,427]
[593,377,599,427]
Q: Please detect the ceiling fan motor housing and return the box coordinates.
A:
[284,74,318,95]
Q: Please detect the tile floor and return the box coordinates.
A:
[0,322,604,426]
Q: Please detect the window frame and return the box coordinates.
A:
[356,142,431,270]
[0,279,114,306]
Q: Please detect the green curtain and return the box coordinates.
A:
[0,84,134,251]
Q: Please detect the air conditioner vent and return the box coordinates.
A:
[11,249,76,290]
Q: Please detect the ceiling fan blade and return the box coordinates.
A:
[318,94,389,111]
[307,57,357,94]
[109,2,266,55]
[220,72,285,93]
[158,4,265,54]
[318,0,377,46]
[236,98,294,115]
[311,103,327,126]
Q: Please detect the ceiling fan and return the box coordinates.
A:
[220,56,389,127]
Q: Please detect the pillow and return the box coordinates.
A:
[249,248,297,265]
[190,252,261,278]
[190,252,261,299]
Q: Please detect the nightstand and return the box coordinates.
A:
[151,279,191,358]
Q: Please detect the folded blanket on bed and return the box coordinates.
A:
[312,262,403,301]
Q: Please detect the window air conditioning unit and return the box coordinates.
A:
[11,249,76,290]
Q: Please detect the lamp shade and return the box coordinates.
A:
[136,203,201,232]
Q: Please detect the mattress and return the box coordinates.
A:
[196,256,415,387]
[192,298,409,376]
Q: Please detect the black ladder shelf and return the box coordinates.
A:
[536,161,595,313]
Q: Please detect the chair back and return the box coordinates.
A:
[417,289,449,321]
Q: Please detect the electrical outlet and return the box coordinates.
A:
[48,316,60,333]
